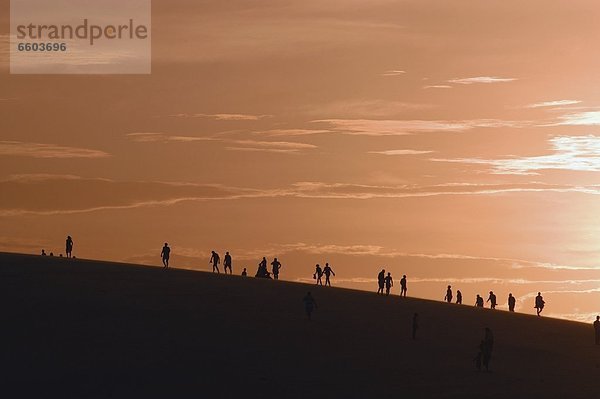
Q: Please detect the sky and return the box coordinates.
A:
[1,0,600,322]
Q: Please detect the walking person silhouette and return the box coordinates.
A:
[508,293,516,312]
[534,292,545,316]
[384,272,393,296]
[271,258,282,280]
[65,235,73,258]
[487,291,497,309]
[400,275,407,297]
[444,285,453,303]
[377,269,386,295]
[475,294,484,307]
[456,290,463,304]
[303,292,317,321]
[323,263,335,286]
[314,264,323,285]
[160,243,170,268]
[223,252,232,274]
[210,251,220,273]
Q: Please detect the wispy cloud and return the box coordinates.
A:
[252,129,331,137]
[447,76,517,85]
[432,135,600,175]
[553,111,600,126]
[167,113,271,121]
[423,85,452,89]
[0,174,263,216]
[368,149,433,155]
[314,118,526,136]
[0,141,110,159]
[526,100,582,108]
[380,70,406,76]
[126,133,316,153]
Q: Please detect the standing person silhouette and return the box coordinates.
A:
[323,263,335,286]
[65,236,73,258]
[223,252,232,274]
[482,327,494,371]
[314,264,323,285]
[400,275,407,297]
[475,294,484,307]
[594,316,600,345]
[256,257,269,278]
[241,268,247,277]
[444,285,453,303]
[487,291,497,309]
[384,272,393,296]
[41,249,47,256]
[377,269,386,294]
[303,292,317,320]
[508,293,516,312]
[534,292,545,316]
[456,290,463,304]
[271,258,282,280]
[412,313,419,339]
[210,251,220,273]
[160,243,170,268]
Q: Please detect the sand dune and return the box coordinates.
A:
[1,252,598,398]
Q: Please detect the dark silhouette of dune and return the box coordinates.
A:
[1,252,598,398]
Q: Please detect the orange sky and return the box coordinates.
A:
[1,0,600,321]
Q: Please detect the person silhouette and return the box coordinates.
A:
[475,294,484,307]
[377,269,386,294]
[323,263,335,286]
[594,316,600,345]
[444,285,453,303]
[49,252,54,257]
[303,292,317,320]
[456,290,463,304]
[223,252,232,274]
[487,291,497,309]
[255,257,270,278]
[210,251,220,273]
[412,312,419,339]
[314,264,323,285]
[482,327,494,371]
[65,235,73,258]
[160,243,170,268]
[534,292,545,316]
[384,272,393,296]
[241,267,247,277]
[271,258,282,280]
[41,249,47,256]
[508,293,516,312]
[400,275,407,297]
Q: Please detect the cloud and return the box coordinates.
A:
[0,141,110,159]
[252,129,331,137]
[447,76,518,85]
[368,149,433,155]
[380,70,406,76]
[313,118,526,136]
[423,85,452,89]
[0,174,262,216]
[526,100,582,108]
[432,135,600,174]
[126,133,316,153]
[282,181,600,199]
[553,111,600,126]
[167,113,271,121]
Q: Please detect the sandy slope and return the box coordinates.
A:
[1,252,598,398]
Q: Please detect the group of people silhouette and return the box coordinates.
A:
[40,235,74,259]
[443,285,546,316]
[313,263,335,286]
[376,269,408,297]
